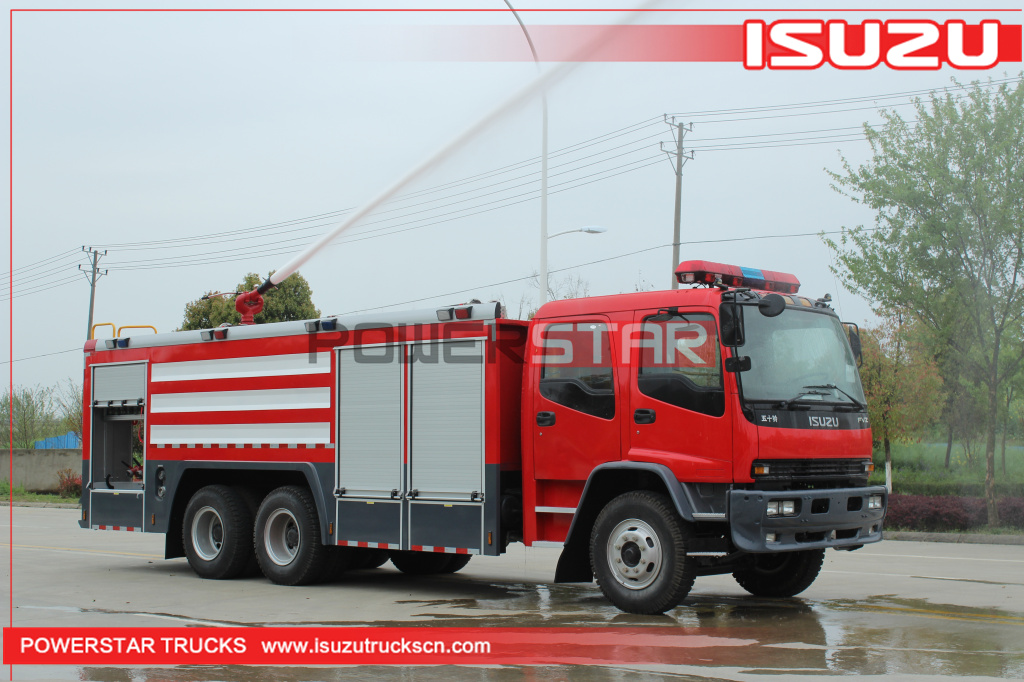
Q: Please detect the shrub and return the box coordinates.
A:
[885,494,1024,531]
[56,468,82,499]
[998,497,1024,528]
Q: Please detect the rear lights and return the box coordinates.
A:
[200,329,229,341]
[436,305,474,321]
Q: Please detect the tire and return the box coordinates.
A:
[254,486,329,586]
[590,491,696,615]
[320,546,356,582]
[438,554,472,574]
[235,486,264,577]
[388,550,457,575]
[732,549,825,598]
[349,548,390,570]
[183,484,255,580]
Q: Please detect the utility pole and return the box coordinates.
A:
[661,116,694,289]
[79,247,108,340]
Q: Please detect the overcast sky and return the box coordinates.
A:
[5,1,1022,391]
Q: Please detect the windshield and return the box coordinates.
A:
[737,306,866,407]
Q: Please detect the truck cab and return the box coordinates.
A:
[523,260,886,614]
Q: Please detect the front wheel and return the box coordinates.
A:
[590,491,696,615]
[254,486,329,586]
[732,549,825,598]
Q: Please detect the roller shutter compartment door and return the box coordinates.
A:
[337,347,403,499]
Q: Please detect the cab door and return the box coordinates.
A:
[531,318,620,482]
[627,309,732,480]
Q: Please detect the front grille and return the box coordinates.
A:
[752,459,869,482]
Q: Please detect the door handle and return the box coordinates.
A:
[634,409,656,425]
[536,411,556,427]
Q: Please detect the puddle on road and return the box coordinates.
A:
[13,580,1024,680]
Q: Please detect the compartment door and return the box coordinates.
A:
[335,346,404,548]
[337,346,404,499]
[407,339,485,553]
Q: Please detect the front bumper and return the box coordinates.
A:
[728,486,886,553]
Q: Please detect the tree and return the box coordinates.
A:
[825,78,1024,525]
[1,385,60,449]
[180,272,320,331]
[53,379,83,442]
[859,315,944,492]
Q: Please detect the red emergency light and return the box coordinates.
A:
[675,260,800,294]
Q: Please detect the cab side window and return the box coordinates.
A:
[637,313,724,417]
[539,322,615,420]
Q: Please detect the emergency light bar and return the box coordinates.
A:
[675,260,800,294]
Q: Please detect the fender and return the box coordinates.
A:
[553,462,703,583]
[160,461,334,559]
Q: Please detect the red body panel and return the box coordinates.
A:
[84,321,528,476]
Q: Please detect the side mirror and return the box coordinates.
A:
[720,304,745,346]
[725,356,751,373]
[758,293,786,318]
[843,322,863,367]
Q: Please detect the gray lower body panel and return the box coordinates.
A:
[409,501,482,552]
[336,499,402,548]
[729,486,887,553]
[89,490,144,530]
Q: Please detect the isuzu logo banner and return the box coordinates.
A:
[375,21,1021,70]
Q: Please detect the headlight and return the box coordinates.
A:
[868,494,883,510]
[767,500,798,517]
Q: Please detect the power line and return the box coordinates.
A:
[0,348,79,365]
[338,227,875,314]
[6,129,871,289]
[17,78,1006,293]
[89,117,667,251]
[104,155,669,272]
[669,76,1021,119]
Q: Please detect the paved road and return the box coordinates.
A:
[3,506,1023,680]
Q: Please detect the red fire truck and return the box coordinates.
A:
[80,260,886,614]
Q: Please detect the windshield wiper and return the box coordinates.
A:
[803,384,865,411]
[777,389,830,409]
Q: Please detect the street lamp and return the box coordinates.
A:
[502,1,551,308]
[541,226,607,306]
[548,226,607,239]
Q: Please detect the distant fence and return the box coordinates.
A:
[34,432,81,449]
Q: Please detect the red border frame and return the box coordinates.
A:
[8,6,1024,679]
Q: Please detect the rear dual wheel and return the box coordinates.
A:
[183,485,255,580]
[255,486,330,586]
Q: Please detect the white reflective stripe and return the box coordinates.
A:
[531,541,564,548]
[151,353,331,382]
[535,506,576,514]
[150,387,331,413]
[150,422,331,445]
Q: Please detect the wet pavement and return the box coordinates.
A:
[4,507,1023,680]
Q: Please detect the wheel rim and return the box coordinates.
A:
[191,506,224,561]
[606,518,663,590]
[264,508,301,566]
